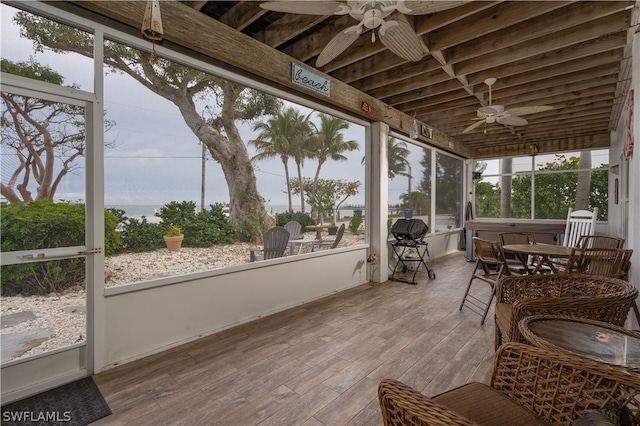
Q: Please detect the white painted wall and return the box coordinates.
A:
[101,247,368,368]
[609,31,639,329]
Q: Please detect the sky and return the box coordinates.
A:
[3,3,420,212]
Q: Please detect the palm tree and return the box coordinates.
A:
[360,136,410,179]
[307,113,359,222]
[309,113,359,199]
[250,108,297,212]
[288,109,315,213]
[387,137,410,179]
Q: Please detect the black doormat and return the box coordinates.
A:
[1,377,111,426]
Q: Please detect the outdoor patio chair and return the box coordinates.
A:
[311,223,345,251]
[494,273,637,349]
[249,226,290,262]
[551,208,598,269]
[562,208,598,247]
[283,220,302,240]
[283,220,302,253]
[378,342,640,426]
[459,237,509,325]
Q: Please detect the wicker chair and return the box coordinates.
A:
[494,273,638,349]
[378,343,640,426]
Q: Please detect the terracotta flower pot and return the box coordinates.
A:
[164,235,184,252]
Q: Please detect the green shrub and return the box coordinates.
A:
[104,209,123,255]
[155,200,197,226]
[120,216,164,252]
[181,204,235,247]
[1,200,120,296]
[348,214,362,234]
[275,211,315,231]
[236,223,260,242]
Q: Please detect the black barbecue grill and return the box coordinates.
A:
[389,219,435,284]
[391,218,429,242]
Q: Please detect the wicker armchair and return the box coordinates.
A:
[378,343,640,426]
[494,273,638,350]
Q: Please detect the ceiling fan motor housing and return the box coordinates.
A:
[349,1,394,27]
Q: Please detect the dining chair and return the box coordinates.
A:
[459,237,509,325]
[564,247,632,278]
[497,232,548,275]
[576,234,625,249]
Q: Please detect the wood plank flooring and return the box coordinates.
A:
[93,251,495,425]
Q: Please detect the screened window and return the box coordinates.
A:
[474,150,609,220]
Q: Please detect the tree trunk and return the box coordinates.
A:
[500,158,512,218]
[575,150,592,210]
[282,158,293,212]
[296,160,305,213]
[173,82,273,239]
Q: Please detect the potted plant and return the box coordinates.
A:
[327,221,338,236]
[164,224,184,252]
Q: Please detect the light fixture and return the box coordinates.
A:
[610,164,620,175]
[528,144,539,156]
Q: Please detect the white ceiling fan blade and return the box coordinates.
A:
[498,115,528,126]
[260,1,349,15]
[398,1,471,15]
[463,119,486,134]
[504,105,555,116]
[478,105,503,115]
[378,20,425,62]
[316,25,362,67]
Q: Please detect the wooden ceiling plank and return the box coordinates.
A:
[382,78,466,107]
[443,1,626,66]
[368,69,451,100]
[427,1,574,52]
[217,1,267,32]
[348,57,442,94]
[378,59,619,111]
[470,33,625,86]
[454,12,629,76]
[181,1,209,11]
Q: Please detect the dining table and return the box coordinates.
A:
[501,243,574,274]
[519,315,640,372]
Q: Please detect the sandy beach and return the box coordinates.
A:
[1,232,365,361]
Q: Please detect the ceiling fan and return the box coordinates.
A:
[463,78,554,134]
[259,1,469,67]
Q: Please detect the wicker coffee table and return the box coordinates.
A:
[519,315,640,371]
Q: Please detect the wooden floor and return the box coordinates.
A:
[93,251,496,425]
